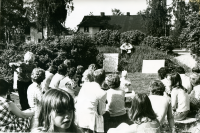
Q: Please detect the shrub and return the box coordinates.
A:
[0,33,100,85]
[94,30,146,47]
[141,36,174,52]
[120,30,146,45]
[94,29,111,46]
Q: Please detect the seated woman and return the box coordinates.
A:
[149,80,175,132]
[104,74,130,132]
[49,64,68,89]
[0,79,34,132]
[41,65,57,93]
[170,73,190,121]
[108,93,160,133]
[27,68,45,129]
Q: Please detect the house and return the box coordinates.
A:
[77,12,146,37]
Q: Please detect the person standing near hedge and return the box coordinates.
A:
[9,51,36,110]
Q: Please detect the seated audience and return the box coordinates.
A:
[170,73,190,120]
[49,64,68,89]
[108,93,160,133]
[31,89,83,133]
[175,66,192,94]
[0,79,34,132]
[104,74,130,132]
[149,80,175,132]
[41,65,57,93]
[120,70,131,93]
[75,69,107,133]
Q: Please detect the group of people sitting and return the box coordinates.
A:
[1,51,200,133]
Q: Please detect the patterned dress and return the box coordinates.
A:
[0,97,30,132]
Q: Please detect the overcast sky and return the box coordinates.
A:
[65,0,189,29]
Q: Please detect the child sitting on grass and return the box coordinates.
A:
[120,70,131,93]
[0,79,34,132]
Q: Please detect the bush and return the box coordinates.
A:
[94,29,111,46]
[94,30,146,47]
[120,30,146,45]
[141,36,174,52]
[0,33,100,85]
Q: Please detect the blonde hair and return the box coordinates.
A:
[24,51,35,62]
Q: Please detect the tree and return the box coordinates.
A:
[1,0,30,43]
[112,8,124,16]
[171,0,200,47]
[24,0,74,37]
[138,0,171,37]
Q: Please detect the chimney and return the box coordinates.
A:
[127,12,130,16]
[101,12,105,16]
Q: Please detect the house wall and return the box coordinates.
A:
[79,27,100,37]
[25,27,47,44]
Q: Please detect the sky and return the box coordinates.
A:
[65,0,189,29]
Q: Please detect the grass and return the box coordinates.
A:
[127,72,158,94]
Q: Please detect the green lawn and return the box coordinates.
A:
[127,72,158,94]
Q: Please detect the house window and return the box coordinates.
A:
[84,27,89,32]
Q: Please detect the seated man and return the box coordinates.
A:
[148,80,175,133]
[120,39,133,58]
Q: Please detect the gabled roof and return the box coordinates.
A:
[78,15,146,33]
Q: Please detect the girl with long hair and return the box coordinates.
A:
[31,89,82,132]
[108,93,160,133]
[170,73,190,120]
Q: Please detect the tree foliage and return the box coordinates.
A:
[138,0,171,37]
[112,8,124,16]
[171,0,200,47]
[1,0,30,42]
[24,0,74,36]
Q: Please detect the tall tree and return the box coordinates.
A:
[138,0,171,37]
[24,0,74,37]
[1,0,30,43]
[112,8,124,16]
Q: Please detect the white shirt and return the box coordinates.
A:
[27,82,42,110]
[41,71,54,92]
[49,73,65,89]
[171,88,190,113]
[190,85,200,100]
[75,82,107,132]
[179,74,192,93]
[149,95,171,124]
